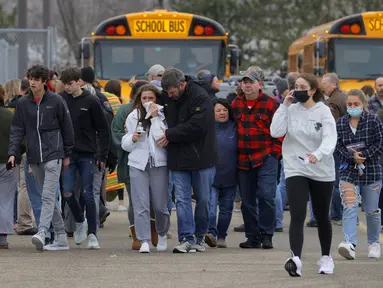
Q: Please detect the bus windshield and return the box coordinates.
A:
[94,39,225,80]
[333,38,383,79]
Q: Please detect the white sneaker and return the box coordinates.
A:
[338,241,355,260]
[87,233,100,250]
[74,220,87,245]
[118,205,128,212]
[32,230,46,251]
[368,243,381,259]
[139,242,150,253]
[157,235,167,252]
[284,256,302,277]
[44,233,69,251]
[317,255,334,274]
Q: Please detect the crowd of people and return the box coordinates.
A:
[0,62,383,278]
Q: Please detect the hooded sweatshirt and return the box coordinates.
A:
[270,101,337,182]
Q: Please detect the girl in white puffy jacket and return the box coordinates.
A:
[121,84,170,253]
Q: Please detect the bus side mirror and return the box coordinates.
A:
[315,42,326,58]
[313,66,325,76]
[77,40,90,60]
[230,48,242,74]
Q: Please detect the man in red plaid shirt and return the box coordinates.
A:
[232,67,282,249]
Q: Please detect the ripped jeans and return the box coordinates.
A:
[339,180,382,246]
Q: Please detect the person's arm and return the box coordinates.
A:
[359,116,383,159]
[91,99,110,162]
[121,111,138,153]
[8,105,26,159]
[57,98,75,158]
[165,91,211,143]
[151,113,167,141]
[270,104,289,138]
[111,104,131,147]
[334,119,354,161]
[311,107,337,161]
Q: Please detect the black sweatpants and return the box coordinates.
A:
[286,176,333,258]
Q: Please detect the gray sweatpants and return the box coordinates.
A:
[130,165,170,242]
[30,159,65,235]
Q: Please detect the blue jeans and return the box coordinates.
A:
[208,186,236,239]
[275,160,287,229]
[62,154,97,235]
[340,180,382,246]
[172,167,215,244]
[167,171,175,215]
[238,155,278,240]
[330,155,343,221]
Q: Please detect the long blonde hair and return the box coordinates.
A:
[4,79,21,105]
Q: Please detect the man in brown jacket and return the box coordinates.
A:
[322,73,347,120]
[322,73,346,225]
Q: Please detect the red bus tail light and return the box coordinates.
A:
[340,24,350,34]
[204,26,215,35]
[106,25,116,35]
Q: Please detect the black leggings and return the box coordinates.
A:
[286,176,333,258]
[118,189,124,201]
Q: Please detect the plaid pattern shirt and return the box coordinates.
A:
[232,92,282,170]
[368,95,383,114]
[335,112,383,185]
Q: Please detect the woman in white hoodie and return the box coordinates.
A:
[270,73,337,277]
[121,84,170,253]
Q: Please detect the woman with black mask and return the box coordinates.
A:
[271,73,337,277]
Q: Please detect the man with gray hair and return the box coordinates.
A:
[322,73,346,226]
[157,68,217,253]
[322,73,347,120]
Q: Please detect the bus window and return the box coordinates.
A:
[334,38,383,79]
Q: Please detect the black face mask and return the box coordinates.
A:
[294,90,310,103]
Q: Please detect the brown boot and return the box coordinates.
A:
[130,225,140,250]
[150,219,158,247]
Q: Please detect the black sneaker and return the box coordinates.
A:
[275,227,283,232]
[262,235,273,249]
[234,224,245,232]
[306,220,318,227]
[239,239,261,249]
[66,232,74,238]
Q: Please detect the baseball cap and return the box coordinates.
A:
[147,64,165,77]
[239,65,263,82]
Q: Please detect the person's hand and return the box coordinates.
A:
[7,156,15,169]
[97,160,105,172]
[63,157,70,171]
[283,90,295,107]
[306,153,318,164]
[353,151,366,165]
[132,132,142,143]
[149,102,158,118]
[156,134,169,148]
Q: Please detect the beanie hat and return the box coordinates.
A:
[199,74,216,83]
[81,67,95,84]
[272,76,288,95]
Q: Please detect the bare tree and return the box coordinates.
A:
[55,0,152,66]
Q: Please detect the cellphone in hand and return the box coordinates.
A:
[6,161,13,171]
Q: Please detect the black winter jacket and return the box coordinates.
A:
[164,79,218,170]
[60,90,110,162]
[8,87,75,164]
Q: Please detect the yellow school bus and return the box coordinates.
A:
[79,9,241,104]
[288,11,383,91]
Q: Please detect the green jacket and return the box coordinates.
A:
[0,105,15,163]
[111,102,133,183]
